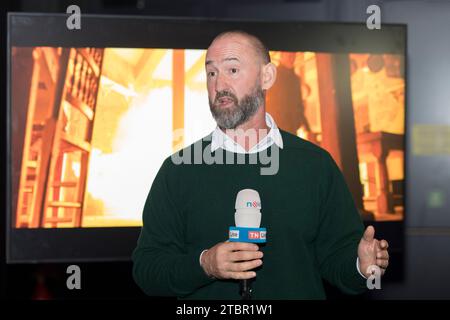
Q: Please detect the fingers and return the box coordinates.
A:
[375,241,389,271]
[203,242,263,280]
[227,259,263,272]
[226,242,259,252]
[377,258,389,269]
[363,225,375,241]
[224,258,262,280]
[228,271,257,280]
[376,246,389,270]
[226,244,263,279]
[229,250,263,262]
[378,239,389,250]
[376,250,389,260]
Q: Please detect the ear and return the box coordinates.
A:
[260,62,277,91]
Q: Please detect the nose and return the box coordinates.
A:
[214,72,229,93]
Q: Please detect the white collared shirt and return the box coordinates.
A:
[210,112,283,154]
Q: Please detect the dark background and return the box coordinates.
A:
[2,0,450,300]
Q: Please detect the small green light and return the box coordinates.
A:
[427,189,445,209]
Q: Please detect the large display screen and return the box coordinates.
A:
[7,14,406,262]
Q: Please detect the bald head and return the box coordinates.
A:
[209,30,271,65]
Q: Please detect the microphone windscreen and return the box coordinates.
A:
[235,189,261,228]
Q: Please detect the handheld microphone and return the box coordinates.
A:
[229,189,266,300]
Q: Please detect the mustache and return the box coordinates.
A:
[214,90,238,104]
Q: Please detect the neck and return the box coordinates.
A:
[220,106,270,152]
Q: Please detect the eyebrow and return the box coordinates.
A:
[205,57,240,66]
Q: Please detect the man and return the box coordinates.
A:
[132,30,389,299]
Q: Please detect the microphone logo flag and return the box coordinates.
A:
[228,226,267,243]
[248,230,266,240]
[229,229,240,240]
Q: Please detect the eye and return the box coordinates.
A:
[230,68,238,74]
[207,71,216,78]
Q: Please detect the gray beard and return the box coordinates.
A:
[209,86,265,129]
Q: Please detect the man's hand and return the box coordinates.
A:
[358,226,389,278]
[201,242,263,280]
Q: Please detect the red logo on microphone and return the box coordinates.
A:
[246,201,261,208]
[248,231,260,239]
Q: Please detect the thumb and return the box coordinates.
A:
[363,225,375,242]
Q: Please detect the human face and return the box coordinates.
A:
[205,35,264,129]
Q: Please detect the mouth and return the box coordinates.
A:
[216,96,235,108]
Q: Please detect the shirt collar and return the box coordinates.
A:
[210,112,283,154]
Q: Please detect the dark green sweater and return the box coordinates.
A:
[132,130,367,299]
